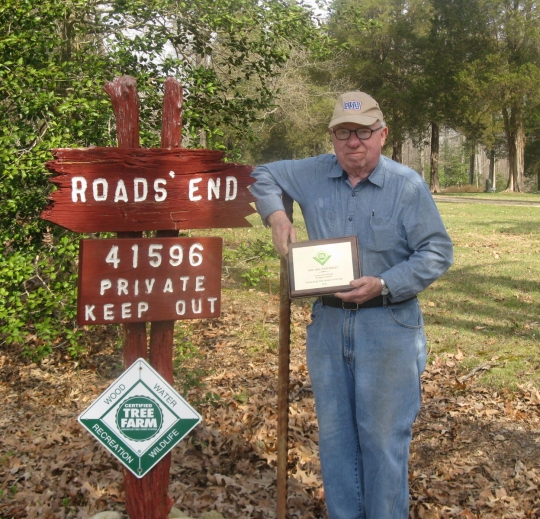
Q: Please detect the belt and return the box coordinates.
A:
[319,295,417,310]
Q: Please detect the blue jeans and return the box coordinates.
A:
[306,298,427,519]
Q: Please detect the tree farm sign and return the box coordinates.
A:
[78,358,201,478]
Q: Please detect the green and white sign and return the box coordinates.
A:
[78,358,201,478]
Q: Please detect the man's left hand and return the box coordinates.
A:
[334,276,382,304]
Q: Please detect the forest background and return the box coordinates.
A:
[1,0,540,371]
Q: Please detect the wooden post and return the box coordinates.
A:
[277,194,293,519]
[44,74,256,519]
[104,75,172,519]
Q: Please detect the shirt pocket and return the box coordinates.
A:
[368,217,397,251]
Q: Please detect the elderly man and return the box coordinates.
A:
[250,91,453,519]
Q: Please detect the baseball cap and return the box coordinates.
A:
[328,91,384,128]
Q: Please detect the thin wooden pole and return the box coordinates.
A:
[277,194,293,519]
[103,76,147,368]
[146,77,184,518]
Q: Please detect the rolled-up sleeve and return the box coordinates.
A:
[382,181,453,301]
[250,164,288,224]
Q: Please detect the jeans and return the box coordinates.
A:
[306,298,427,519]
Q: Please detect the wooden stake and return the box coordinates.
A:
[277,194,293,519]
[146,77,184,518]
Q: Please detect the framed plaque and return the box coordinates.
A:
[288,236,361,298]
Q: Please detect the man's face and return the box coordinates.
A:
[331,122,388,179]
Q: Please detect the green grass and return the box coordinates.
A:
[194,200,540,390]
[424,201,540,389]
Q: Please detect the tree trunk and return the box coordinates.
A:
[502,105,525,192]
[392,138,403,164]
[489,149,496,191]
[430,122,440,193]
[469,145,475,185]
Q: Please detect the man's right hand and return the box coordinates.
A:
[267,210,296,257]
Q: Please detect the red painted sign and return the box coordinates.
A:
[42,147,256,233]
[77,237,222,325]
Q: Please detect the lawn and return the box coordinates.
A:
[426,200,540,388]
[199,195,540,390]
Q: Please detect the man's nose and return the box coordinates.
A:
[347,133,363,146]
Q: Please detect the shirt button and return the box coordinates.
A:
[348,217,353,221]
[352,193,356,197]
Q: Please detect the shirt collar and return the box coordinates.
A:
[327,155,386,187]
[366,157,385,187]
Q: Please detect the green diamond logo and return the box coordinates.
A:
[313,250,331,266]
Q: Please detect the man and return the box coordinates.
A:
[250,92,453,519]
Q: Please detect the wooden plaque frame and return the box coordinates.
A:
[287,236,361,298]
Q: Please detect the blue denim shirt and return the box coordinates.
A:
[251,154,453,302]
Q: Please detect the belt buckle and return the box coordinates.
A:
[342,300,359,310]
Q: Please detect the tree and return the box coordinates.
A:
[327,0,432,162]
[0,0,324,358]
[445,0,540,191]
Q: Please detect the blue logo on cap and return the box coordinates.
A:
[343,101,361,110]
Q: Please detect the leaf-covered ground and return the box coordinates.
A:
[1,295,540,518]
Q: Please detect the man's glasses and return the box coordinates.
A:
[332,126,384,141]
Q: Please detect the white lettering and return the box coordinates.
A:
[114,179,128,202]
[163,278,173,293]
[105,245,120,268]
[145,279,155,294]
[104,304,114,320]
[138,302,149,318]
[71,176,171,204]
[208,178,220,200]
[134,178,148,202]
[192,299,202,314]
[148,244,163,267]
[189,178,203,201]
[117,278,128,295]
[100,279,112,295]
[195,276,205,292]
[72,177,87,202]
[208,297,218,313]
[189,243,203,266]
[225,176,237,201]
[121,302,132,319]
[132,244,138,268]
[154,179,167,202]
[179,276,189,290]
[85,305,96,321]
[176,300,186,315]
[93,178,108,201]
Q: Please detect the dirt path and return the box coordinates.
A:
[433,195,540,207]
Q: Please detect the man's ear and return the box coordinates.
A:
[380,126,389,146]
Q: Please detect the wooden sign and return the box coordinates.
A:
[42,147,256,233]
[77,237,222,325]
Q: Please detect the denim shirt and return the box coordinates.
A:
[250,154,453,302]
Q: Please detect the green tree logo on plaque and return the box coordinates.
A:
[313,250,332,266]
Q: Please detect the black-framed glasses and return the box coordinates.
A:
[332,126,384,141]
